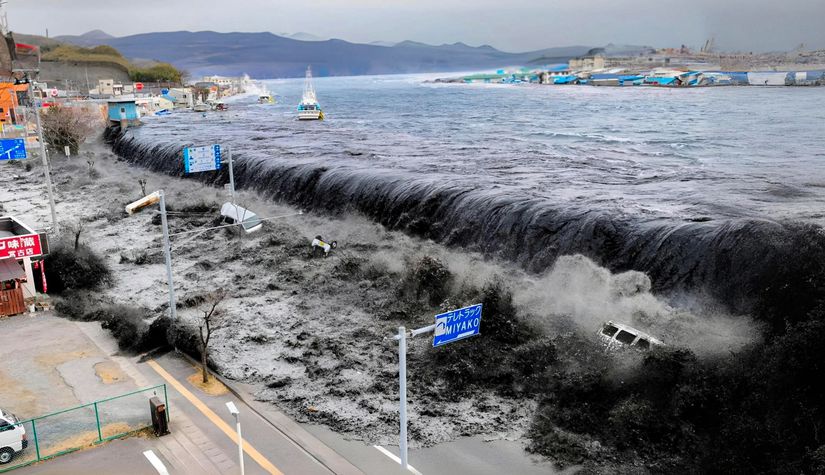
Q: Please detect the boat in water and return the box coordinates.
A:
[193,102,209,113]
[258,93,275,104]
[297,66,324,120]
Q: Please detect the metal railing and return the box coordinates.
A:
[0,384,167,472]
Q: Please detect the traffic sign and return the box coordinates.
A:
[183,144,222,173]
[0,138,27,160]
[433,303,482,347]
[135,82,144,91]
[50,88,58,97]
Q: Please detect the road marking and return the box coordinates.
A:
[147,359,284,475]
[143,450,170,475]
[373,445,423,475]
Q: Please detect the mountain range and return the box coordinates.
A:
[49,30,595,78]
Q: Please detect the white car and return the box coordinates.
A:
[0,408,27,465]
[220,203,263,234]
[598,321,663,351]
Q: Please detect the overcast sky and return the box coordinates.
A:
[8,0,825,52]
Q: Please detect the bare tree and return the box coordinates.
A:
[138,178,147,197]
[197,290,228,384]
[40,106,98,155]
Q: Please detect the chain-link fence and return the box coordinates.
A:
[0,384,167,472]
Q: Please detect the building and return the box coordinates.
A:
[569,53,606,71]
[0,83,27,125]
[166,87,194,109]
[0,216,46,317]
[107,98,140,126]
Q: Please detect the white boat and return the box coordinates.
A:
[297,66,324,120]
[258,94,275,104]
[193,103,209,112]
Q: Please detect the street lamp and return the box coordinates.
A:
[226,401,245,475]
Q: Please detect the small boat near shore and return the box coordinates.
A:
[193,103,209,112]
[298,66,324,120]
[258,93,275,104]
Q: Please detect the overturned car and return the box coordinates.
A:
[598,321,663,351]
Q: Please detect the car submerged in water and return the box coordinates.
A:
[598,321,663,351]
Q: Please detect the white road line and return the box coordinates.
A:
[143,450,170,475]
[373,445,423,475]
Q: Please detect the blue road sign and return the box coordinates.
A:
[0,139,27,160]
[433,303,482,347]
[183,144,222,173]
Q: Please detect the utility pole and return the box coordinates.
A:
[34,103,59,234]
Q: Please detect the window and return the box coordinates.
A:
[615,330,637,345]
[601,325,619,337]
[636,339,650,350]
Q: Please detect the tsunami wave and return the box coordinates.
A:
[105,127,825,327]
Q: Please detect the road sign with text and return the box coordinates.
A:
[433,303,482,347]
[183,144,222,173]
[0,139,27,160]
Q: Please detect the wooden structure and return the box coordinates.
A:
[0,258,25,317]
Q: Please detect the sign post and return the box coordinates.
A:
[392,303,482,471]
[183,144,235,204]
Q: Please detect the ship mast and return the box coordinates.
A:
[302,66,317,104]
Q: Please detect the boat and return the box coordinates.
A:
[193,103,209,112]
[258,94,275,104]
[215,102,228,111]
[297,66,324,120]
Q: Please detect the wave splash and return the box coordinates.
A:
[106,127,825,326]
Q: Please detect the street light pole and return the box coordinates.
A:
[226,402,245,475]
[158,190,176,321]
[396,326,409,470]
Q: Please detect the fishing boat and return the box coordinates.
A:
[297,66,324,120]
[258,93,275,104]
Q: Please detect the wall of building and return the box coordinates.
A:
[37,61,131,92]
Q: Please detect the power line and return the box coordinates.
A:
[166,211,303,238]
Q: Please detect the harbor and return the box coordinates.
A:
[437,45,825,87]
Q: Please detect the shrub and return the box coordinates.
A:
[400,255,453,305]
[44,242,112,293]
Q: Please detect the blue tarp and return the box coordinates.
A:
[548,64,570,72]
[554,75,579,84]
[644,77,677,85]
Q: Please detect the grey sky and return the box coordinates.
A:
[8,0,825,52]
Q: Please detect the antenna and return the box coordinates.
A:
[0,0,9,36]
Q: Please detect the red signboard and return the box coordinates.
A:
[0,233,43,259]
[135,82,144,91]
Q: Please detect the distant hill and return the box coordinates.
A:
[54,30,592,78]
[54,30,116,46]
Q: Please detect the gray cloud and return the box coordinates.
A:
[8,0,825,52]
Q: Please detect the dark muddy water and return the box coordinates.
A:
[110,75,825,318]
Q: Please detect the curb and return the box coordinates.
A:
[176,351,364,475]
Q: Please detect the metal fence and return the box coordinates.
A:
[0,384,167,472]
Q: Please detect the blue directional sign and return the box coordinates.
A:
[0,139,27,160]
[183,144,222,173]
[433,303,482,347]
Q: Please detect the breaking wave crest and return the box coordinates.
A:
[106,127,825,325]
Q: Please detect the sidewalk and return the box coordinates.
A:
[8,318,362,475]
